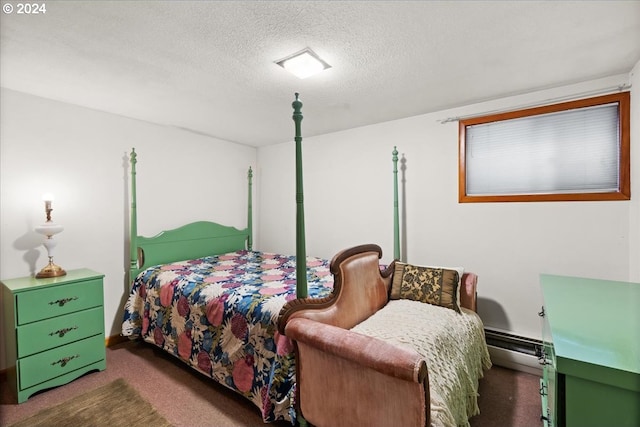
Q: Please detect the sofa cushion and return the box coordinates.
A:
[391,262,460,312]
[351,299,492,426]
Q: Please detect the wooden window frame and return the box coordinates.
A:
[458,92,630,203]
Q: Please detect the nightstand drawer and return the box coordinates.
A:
[16,278,103,325]
[17,306,104,358]
[18,334,105,390]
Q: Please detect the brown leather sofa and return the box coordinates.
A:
[278,244,479,427]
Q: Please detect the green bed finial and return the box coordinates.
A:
[293,93,308,299]
[247,166,253,251]
[130,148,138,275]
[293,92,302,111]
[392,146,400,261]
[292,93,303,130]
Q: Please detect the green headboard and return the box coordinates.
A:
[128,148,253,281]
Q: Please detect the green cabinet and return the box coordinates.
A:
[1,269,106,403]
[540,274,640,427]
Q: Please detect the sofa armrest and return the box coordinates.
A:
[460,272,478,312]
[285,317,427,383]
[285,317,430,427]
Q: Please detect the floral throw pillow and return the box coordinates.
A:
[390,262,460,313]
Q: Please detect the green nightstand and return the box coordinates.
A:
[539,274,640,427]
[1,268,106,403]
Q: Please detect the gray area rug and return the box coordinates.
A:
[9,378,172,427]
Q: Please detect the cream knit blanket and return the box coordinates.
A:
[351,299,492,427]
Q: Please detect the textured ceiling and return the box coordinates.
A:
[2,1,639,147]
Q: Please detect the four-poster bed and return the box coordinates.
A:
[122,94,401,423]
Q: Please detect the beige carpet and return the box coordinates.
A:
[2,340,541,427]
[8,378,172,427]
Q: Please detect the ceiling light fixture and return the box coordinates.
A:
[275,48,331,79]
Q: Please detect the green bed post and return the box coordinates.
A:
[129,148,138,276]
[392,146,400,260]
[247,166,253,251]
[293,93,308,299]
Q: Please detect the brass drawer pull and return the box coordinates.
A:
[51,354,79,367]
[49,326,78,338]
[49,296,78,307]
[539,383,547,396]
[538,351,549,365]
[540,408,552,425]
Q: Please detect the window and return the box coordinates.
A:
[459,92,630,202]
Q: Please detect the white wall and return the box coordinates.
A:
[258,71,638,340]
[2,63,637,370]
[629,60,640,282]
[0,89,256,368]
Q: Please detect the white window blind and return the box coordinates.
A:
[465,103,620,196]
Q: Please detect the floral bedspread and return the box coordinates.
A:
[121,250,334,424]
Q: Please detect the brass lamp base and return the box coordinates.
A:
[36,261,67,278]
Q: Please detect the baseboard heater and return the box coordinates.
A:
[484,328,543,375]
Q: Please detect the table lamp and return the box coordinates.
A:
[35,193,66,278]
